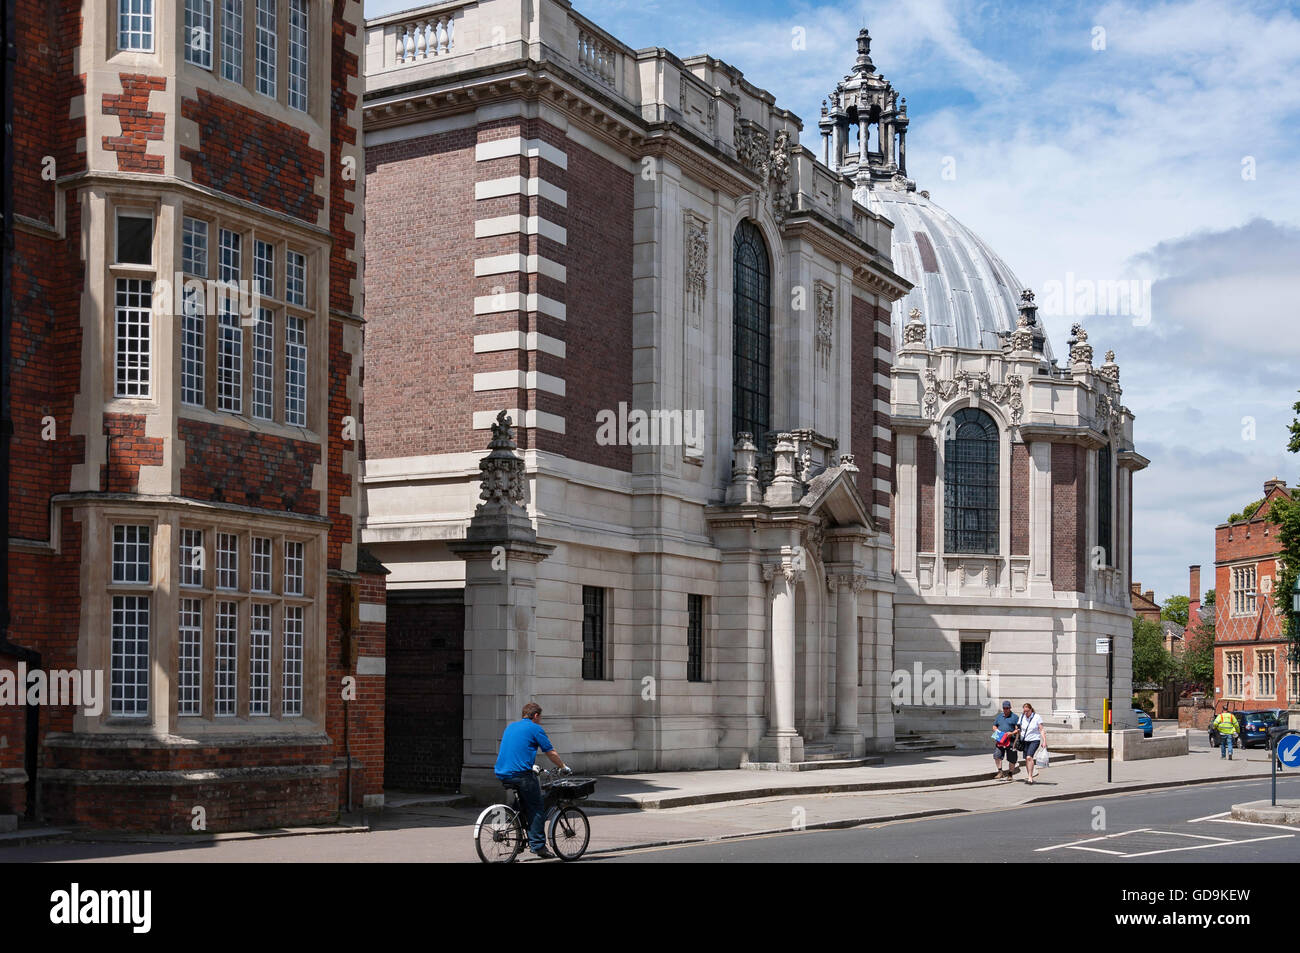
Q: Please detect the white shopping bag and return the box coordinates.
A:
[1038,746,1050,768]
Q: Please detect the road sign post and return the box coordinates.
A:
[1274,733,1300,807]
[1097,637,1114,783]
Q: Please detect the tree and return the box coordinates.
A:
[1267,394,1300,658]
[1179,609,1215,691]
[1161,595,1189,627]
[1204,588,1216,606]
[1132,616,1175,686]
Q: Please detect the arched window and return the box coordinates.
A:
[1097,444,1113,566]
[732,220,771,446]
[944,408,999,554]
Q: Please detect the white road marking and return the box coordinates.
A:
[1144,829,1232,842]
[1119,834,1293,859]
[1035,829,1152,852]
[1187,811,1230,823]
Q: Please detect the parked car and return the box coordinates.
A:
[1209,710,1278,748]
[1133,709,1153,738]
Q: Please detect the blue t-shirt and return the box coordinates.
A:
[994,712,1020,734]
[494,718,555,776]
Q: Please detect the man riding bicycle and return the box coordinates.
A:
[494,702,570,859]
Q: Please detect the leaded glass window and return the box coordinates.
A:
[1097,444,1112,566]
[732,220,771,447]
[944,408,999,554]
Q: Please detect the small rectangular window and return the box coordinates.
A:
[216,532,239,590]
[217,306,242,413]
[687,594,704,682]
[111,595,150,716]
[582,586,605,680]
[283,606,304,716]
[252,309,274,421]
[221,0,244,83]
[255,0,277,98]
[960,640,985,674]
[251,537,272,593]
[118,0,154,52]
[116,213,154,265]
[115,278,152,397]
[284,541,304,596]
[285,250,307,306]
[253,240,274,298]
[179,528,204,588]
[215,601,238,716]
[288,0,309,111]
[182,217,208,277]
[112,524,151,584]
[250,603,272,715]
[184,0,214,69]
[181,283,205,407]
[178,598,203,716]
[285,316,307,427]
[218,228,241,283]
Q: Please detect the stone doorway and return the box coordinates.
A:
[384,589,465,792]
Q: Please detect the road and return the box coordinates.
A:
[598,775,1300,863]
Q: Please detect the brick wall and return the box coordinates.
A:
[917,435,936,552]
[364,128,477,460]
[559,134,633,469]
[101,413,164,492]
[850,296,874,506]
[102,74,166,174]
[178,419,321,514]
[1051,443,1086,592]
[180,90,325,223]
[1010,442,1030,556]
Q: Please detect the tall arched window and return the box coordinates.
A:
[1097,444,1113,566]
[944,408,999,554]
[732,220,771,446]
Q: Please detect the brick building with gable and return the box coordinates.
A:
[1208,478,1296,710]
[1,0,386,831]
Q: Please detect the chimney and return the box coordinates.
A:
[1264,477,1287,495]
[1130,582,1141,595]
[1144,589,1154,604]
[1189,565,1201,628]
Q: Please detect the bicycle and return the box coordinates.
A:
[473,767,598,863]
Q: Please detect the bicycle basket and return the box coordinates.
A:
[549,777,597,799]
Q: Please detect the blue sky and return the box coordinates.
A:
[366,0,1300,605]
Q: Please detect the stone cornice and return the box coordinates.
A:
[1017,423,1107,450]
[1117,449,1150,471]
[52,492,332,526]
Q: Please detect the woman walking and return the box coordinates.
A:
[1019,703,1046,783]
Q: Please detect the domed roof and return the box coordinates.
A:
[862,185,1053,359]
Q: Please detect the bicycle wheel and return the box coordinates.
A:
[548,805,590,861]
[475,804,525,864]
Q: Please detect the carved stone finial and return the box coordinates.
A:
[1098,349,1120,384]
[903,307,927,348]
[1105,349,1115,363]
[475,410,527,514]
[1069,324,1094,366]
[726,432,761,504]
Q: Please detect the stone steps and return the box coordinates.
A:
[894,735,958,753]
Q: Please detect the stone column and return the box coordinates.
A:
[755,558,804,763]
[831,575,865,755]
[448,412,556,801]
[895,433,917,578]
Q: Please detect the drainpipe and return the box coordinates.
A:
[1,0,43,821]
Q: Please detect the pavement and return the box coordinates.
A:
[2,721,1286,863]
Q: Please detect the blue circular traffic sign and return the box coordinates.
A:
[1276,734,1300,769]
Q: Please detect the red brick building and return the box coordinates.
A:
[1,0,386,831]
[1210,478,1295,710]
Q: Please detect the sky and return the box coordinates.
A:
[365,0,1300,605]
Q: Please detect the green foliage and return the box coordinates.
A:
[1132,616,1175,686]
[1227,499,1264,524]
[1161,595,1189,627]
[1287,390,1300,455]
[1204,588,1216,606]
[1179,611,1216,691]
[1132,694,1152,713]
[1271,395,1300,656]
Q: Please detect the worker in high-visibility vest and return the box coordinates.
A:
[1212,710,1241,761]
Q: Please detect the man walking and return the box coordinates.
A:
[495,702,570,858]
[992,700,1020,780]
[1212,709,1241,761]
